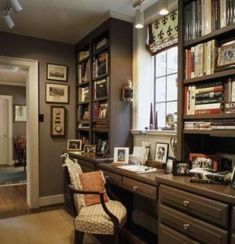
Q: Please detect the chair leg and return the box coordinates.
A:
[74,230,84,244]
[113,226,120,244]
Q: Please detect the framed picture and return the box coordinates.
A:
[67,139,82,151]
[217,41,235,67]
[46,83,69,104]
[154,143,169,163]
[51,106,66,137]
[189,153,218,172]
[14,104,26,122]
[114,147,129,164]
[173,161,191,176]
[84,144,96,153]
[216,153,235,171]
[98,103,108,119]
[47,63,68,81]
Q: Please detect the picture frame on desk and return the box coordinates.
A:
[154,143,169,164]
[173,161,191,176]
[217,41,235,68]
[67,139,82,151]
[47,63,68,82]
[84,144,96,154]
[114,147,129,164]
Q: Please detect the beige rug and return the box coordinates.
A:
[0,209,99,244]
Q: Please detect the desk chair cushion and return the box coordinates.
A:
[74,200,127,235]
[79,171,109,206]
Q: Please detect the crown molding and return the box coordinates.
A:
[0,80,26,86]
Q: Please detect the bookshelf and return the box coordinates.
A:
[75,18,132,156]
[178,0,235,161]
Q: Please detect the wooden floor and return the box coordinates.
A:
[0,184,30,219]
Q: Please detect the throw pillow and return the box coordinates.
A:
[78,171,109,206]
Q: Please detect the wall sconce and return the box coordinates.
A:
[133,0,144,29]
[159,0,169,16]
[122,79,133,102]
[2,12,15,29]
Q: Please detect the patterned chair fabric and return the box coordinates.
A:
[75,200,126,235]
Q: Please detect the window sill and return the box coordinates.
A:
[130,129,177,137]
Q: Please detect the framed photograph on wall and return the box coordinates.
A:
[114,147,129,164]
[51,106,66,137]
[14,104,26,122]
[47,63,68,82]
[67,139,82,151]
[154,143,169,163]
[46,83,69,104]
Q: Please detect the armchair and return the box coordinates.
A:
[62,154,126,244]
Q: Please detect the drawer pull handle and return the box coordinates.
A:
[183,223,190,230]
[183,200,189,207]
[133,186,138,191]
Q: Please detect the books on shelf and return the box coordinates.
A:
[184,0,235,42]
[78,86,90,102]
[93,77,109,99]
[78,122,90,129]
[93,102,108,120]
[78,51,89,62]
[78,60,90,83]
[93,52,108,79]
[185,40,216,79]
[184,81,224,115]
[78,104,90,121]
[94,38,108,51]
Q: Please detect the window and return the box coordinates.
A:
[154,46,178,128]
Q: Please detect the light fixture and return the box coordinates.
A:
[135,6,144,29]
[10,0,23,13]
[159,0,169,16]
[133,0,144,29]
[1,0,23,29]
[2,12,15,29]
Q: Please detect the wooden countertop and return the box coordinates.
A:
[155,174,235,205]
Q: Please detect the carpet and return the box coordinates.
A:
[0,209,100,244]
[0,167,26,185]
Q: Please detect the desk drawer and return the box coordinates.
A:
[122,177,157,200]
[232,207,235,233]
[160,204,228,244]
[159,185,228,228]
[159,224,199,244]
[102,170,122,186]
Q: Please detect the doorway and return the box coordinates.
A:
[0,56,39,209]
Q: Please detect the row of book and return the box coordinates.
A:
[185,40,216,79]
[93,52,108,79]
[184,119,235,130]
[78,86,89,103]
[93,77,109,99]
[93,102,108,120]
[185,81,224,115]
[78,60,90,83]
[184,0,235,42]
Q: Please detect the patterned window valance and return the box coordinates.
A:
[146,10,178,55]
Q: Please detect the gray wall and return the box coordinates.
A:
[0,31,76,197]
[0,85,26,160]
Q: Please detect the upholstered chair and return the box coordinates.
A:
[62,153,127,244]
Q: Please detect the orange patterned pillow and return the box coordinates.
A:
[79,171,109,206]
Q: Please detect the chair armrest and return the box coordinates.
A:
[68,184,120,225]
[104,176,120,201]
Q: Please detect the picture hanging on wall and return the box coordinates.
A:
[47,63,68,82]
[46,83,69,104]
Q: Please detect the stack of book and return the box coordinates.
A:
[185,81,224,115]
[224,77,235,113]
[78,51,89,62]
[211,119,235,129]
[93,77,109,99]
[78,122,90,128]
[93,52,108,78]
[94,38,108,51]
[185,40,216,79]
[184,0,235,42]
[184,121,212,130]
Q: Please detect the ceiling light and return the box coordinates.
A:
[159,0,169,16]
[134,5,144,29]
[10,0,23,13]
[2,12,15,29]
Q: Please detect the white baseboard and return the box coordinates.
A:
[39,194,64,207]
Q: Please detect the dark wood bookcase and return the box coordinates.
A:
[178,0,235,161]
[75,18,133,156]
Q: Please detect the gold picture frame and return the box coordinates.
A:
[217,41,235,67]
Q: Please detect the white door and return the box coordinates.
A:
[0,98,9,165]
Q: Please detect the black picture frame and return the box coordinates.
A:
[47,63,68,82]
[154,143,169,163]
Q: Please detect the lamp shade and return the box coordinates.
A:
[135,8,144,29]
[10,0,23,13]
[2,13,15,29]
[159,0,169,16]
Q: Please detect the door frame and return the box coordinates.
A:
[0,95,13,165]
[0,56,39,208]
